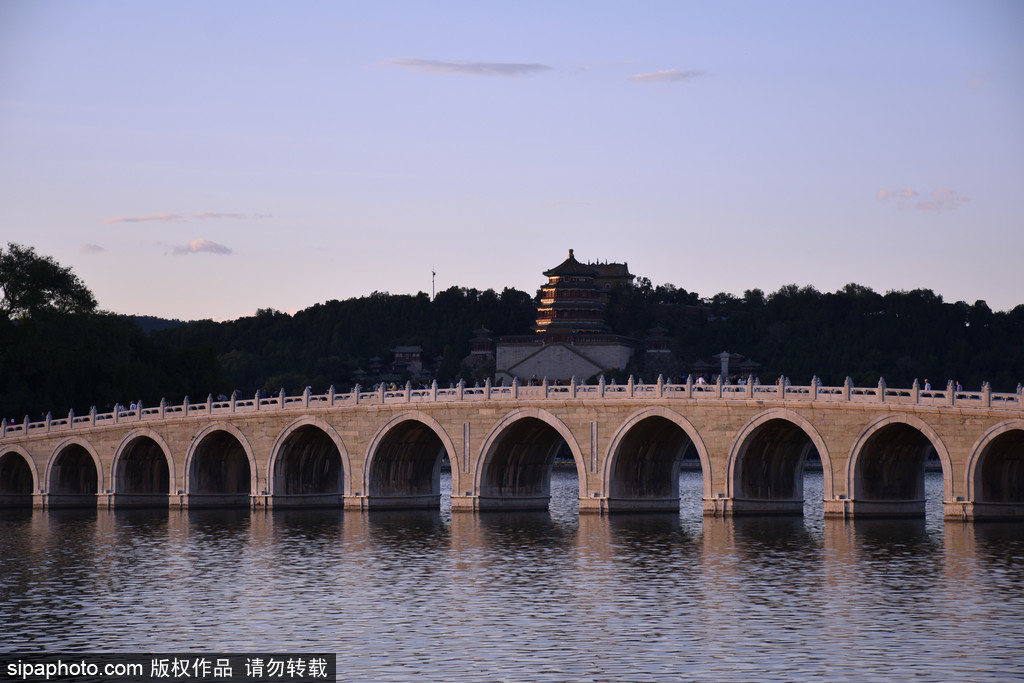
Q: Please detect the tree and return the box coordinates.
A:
[0,243,97,319]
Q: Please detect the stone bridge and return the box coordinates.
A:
[1,377,1022,520]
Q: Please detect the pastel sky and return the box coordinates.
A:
[2,1,1022,320]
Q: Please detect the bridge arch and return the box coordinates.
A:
[726,409,832,515]
[0,445,39,506]
[184,423,257,506]
[602,407,711,512]
[363,411,458,508]
[268,417,350,505]
[111,429,174,505]
[966,420,1024,518]
[46,437,103,506]
[475,407,585,510]
[846,413,951,516]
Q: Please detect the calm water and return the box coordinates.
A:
[2,471,1023,681]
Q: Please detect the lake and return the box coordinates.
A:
[1,471,1022,681]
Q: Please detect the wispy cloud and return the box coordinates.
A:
[80,244,105,254]
[385,58,551,78]
[876,187,969,212]
[916,189,970,212]
[103,212,183,224]
[173,238,232,255]
[193,212,245,220]
[629,69,706,83]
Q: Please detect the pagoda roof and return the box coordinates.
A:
[543,249,598,278]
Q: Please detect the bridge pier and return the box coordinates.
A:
[180,493,253,508]
[823,498,925,518]
[344,494,441,511]
[583,496,681,514]
[945,500,1024,521]
[265,493,344,509]
[33,492,99,509]
[704,496,805,517]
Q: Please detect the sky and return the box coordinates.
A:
[1,1,1022,320]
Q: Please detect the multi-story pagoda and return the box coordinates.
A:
[535,249,607,336]
[495,249,637,383]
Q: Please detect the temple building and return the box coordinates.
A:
[495,250,637,384]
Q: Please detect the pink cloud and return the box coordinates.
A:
[102,212,183,224]
[173,238,232,255]
[876,187,967,212]
[629,69,705,83]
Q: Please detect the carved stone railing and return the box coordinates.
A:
[2,376,1022,440]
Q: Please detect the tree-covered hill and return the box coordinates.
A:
[2,242,1022,421]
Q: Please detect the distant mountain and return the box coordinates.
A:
[126,315,197,333]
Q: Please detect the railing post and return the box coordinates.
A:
[982,381,991,407]
[599,375,605,398]
[543,377,549,399]
[378,384,385,404]
[912,378,920,403]
[657,374,663,398]
[457,379,464,400]
[406,381,413,402]
[686,374,693,398]
[628,375,634,398]
[947,380,955,406]
[431,379,438,401]
[23,415,29,433]
[843,377,852,401]
[776,375,784,399]
[512,377,518,399]
[303,386,311,407]
[91,406,98,425]
[137,400,143,421]
[354,384,361,406]
[716,375,723,398]
[877,377,886,402]
[484,377,491,400]
[160,398,166,418]
[570,376,577,398]
[279,388,286,409]
[745,376,753,399]
[254,391,261,411]
[328,385,335,405]
[45,412,52,433]
[810,376,818,401]
[231,391,238,412]
[68,408,75,427]
[208,394,214,413]
[183,396,191,416]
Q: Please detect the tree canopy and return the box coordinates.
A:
[1,243,1021,421]
[0,243,97,319]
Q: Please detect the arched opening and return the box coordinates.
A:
[0,451,34,507]
[367,420,445,509]
[974,429,1024,518]
[479,417,574,511]
[115,436,170,507]
[608,416,693,513]
[853,422,933,517]
[189,430,251,507]
[49,444,98,507]
[273,425,344,507]
[732,418,816,515]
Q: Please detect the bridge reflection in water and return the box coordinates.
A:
[1,377,1022,520]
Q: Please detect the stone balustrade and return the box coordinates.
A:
[3,375,1021,440]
